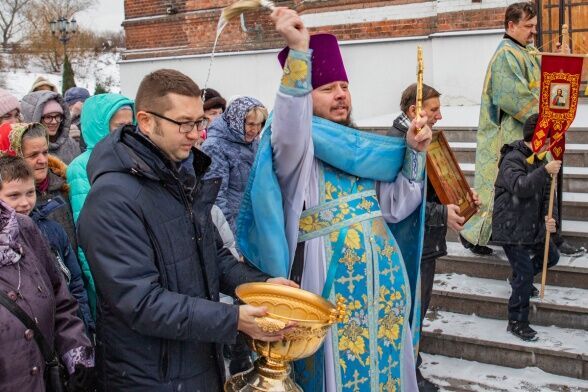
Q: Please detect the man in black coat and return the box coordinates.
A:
[389,83,480,392]
[492,113,560,342]
[78,69,296,391]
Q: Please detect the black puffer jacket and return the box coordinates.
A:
[391,116,447,260]
[492,140,557,246]
[78,125,270,391]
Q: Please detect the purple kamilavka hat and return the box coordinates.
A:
[278,33,348,89]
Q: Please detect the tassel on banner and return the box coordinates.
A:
[525,151,549,164]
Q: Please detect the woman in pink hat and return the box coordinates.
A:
[0,89,21,126]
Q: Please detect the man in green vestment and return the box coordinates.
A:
[461,2,540,254]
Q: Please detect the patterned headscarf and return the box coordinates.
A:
[0,200,22,267]
[0,122,47,157]
[221,96,265,141]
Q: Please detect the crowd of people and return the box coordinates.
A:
[0,2,581,392]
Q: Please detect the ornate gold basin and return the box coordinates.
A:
[224,282,345,392]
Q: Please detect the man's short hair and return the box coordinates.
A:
[0,155,34,190]
[505,2,537,29]
[135,69,201,113]
[399,83,441,114]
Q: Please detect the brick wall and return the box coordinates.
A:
[122,0,507,60]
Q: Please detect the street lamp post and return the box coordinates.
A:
[49,16,77,55]
[50,16,78,92]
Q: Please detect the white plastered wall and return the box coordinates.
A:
[119,29,504,122]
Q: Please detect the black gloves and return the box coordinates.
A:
[67,365,97,392]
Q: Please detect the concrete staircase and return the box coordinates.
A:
[419,127,588,391]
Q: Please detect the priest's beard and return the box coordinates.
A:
[335,110,354,127]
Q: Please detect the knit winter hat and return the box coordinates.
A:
[523,113,539,142]
[42,100,64,116]
[64,87,90,106]
[0,89,20,117]
[0,123,47,157]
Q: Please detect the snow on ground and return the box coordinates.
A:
[421,353,588,391]
[423,311,588,357]
[0,52,121,98]
[434,273,588,310]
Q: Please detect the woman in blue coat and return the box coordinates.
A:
[201,96,267,233]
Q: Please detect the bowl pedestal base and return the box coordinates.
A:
[224,357,302,392]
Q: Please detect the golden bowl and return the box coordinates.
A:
[236,282,345,361]
[226,283,345,391]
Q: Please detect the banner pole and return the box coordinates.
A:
[540,174,557,300]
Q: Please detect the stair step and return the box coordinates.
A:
[460,163,588,193]
[437,242,588,289]
[446,223,588,248]
[430,273,588,329]
[420,353,588,392]
[421,311,588,379]
[563,193,588,219]
[450,142,588,167]
[441,128,588,144]
[448,191,588,219]
[564,220,588,237]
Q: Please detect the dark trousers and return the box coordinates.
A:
[503,240,559,322]
[416,256,437,368]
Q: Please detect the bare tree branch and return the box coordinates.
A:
[0,0,34,48]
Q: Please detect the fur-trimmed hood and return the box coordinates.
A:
[48,155,69,195]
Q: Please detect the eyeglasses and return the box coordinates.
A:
[41,114,63,124]
[146,111,208,134]
[245,122,264,130]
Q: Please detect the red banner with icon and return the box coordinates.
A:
[532,54,584,160]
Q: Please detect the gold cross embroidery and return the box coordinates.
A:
[380,244,395,259]
[337,269,364,292]
[379,356,399,391]
[339,248,361,270]
[343,369,369,392]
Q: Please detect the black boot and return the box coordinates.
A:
[416,368,439,392]
[507,320,538,342]
[459,234,494,255]
[558,240,586,257]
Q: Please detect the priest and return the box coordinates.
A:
[237,7,432,391]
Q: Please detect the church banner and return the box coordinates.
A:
[532,54,584,160]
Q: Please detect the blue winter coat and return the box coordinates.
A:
[201,96,263,233]
[30,197,95,334]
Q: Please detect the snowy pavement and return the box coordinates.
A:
[421,353,588,391]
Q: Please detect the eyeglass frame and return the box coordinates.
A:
[41,113,64,124]
[244,121,265,130]
[145,110,208,134]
